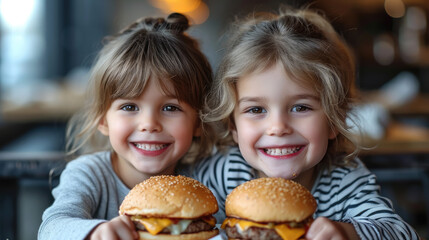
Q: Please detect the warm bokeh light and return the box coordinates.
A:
[384,0,405,18]
[148,0,209,24]
[185,1,209,25]
[149,0,200,13]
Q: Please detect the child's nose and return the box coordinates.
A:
[265,114,292,136]
[139,113,162,132]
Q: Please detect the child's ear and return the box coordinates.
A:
[230,119,239,143]
[329,127,339,140]
[98,117,109,136]
[232,129,239,143]
[192,119,202,137]
[193,125,201,137]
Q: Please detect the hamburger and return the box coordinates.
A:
[221,178,317,240]
[119,175,219,239]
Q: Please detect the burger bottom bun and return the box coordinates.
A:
[138,229,219,240]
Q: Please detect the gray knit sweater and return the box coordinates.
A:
[39,151,132,240]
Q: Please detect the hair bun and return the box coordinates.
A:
[166,12,189,33]
[144,17,165,31]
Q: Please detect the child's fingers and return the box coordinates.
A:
[306,217,346,240]
[90,216,138,240]
[114,226,138,240]
[118,215,139,239]
[306,217,324,239]
[89,223,117,240]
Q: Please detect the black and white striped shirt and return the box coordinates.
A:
[192,147,420,240]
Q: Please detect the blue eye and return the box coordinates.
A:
[121,104,138,111]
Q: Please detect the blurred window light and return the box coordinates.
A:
[373,34,395,65]
[0,0,45,104]
[0,0,35,28]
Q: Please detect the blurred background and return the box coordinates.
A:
[0,0,428,239]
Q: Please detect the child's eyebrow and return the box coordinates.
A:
[237,97,266,104]
[163,95,182,103]
[237,94,320,104]
[164,94,179,99]
[291,94,320,101]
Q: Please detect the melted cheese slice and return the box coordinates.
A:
[222,218,305,240]
[275,224,306,240]
[221,218,271,231]
[132,217,173,235]
[131,216,216,236]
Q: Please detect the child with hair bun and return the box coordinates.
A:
[39,13,214,240]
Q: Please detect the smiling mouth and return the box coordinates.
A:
[264,146,302,156]
[134,143,169,151]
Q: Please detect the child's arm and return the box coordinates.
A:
[306,217,359,240]
[38,154,126,240]
[318,160,421,240]
[343,181,421,239]
[86,215,138,240]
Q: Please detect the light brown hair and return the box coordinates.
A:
[206,6,360,168]
[67,13,214,162]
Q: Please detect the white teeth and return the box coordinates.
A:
[265,147,300,156]
[135,143,167,151]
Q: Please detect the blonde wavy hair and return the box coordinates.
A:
[205,6,360,168]
[66,13,214,162]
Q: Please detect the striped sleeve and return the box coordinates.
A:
[312,159,421,240]
[192,147,255,222]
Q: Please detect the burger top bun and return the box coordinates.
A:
[225,178,317,223]
[119,175,218,218]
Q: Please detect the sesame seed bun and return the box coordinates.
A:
[120,175,218,218]
[225,178,317,222]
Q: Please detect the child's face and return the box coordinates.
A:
[98,77,200,180]
[232,62,337,181]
